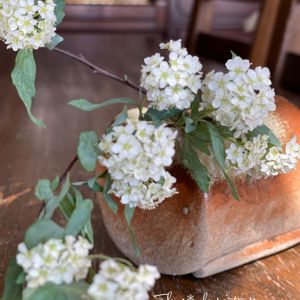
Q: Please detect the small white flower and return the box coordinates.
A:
[141,39,202,111]
[16,236,92,288]
[98,119,177,209]
[88,260,159,300]
[201,56,275,137]
[0,0,57,51]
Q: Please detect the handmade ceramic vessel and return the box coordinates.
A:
[97,96,300,278]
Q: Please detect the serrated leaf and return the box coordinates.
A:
[54,0,65,25]
[47,34,64,50]
[68,98,136,112]
[248,125,281,148]
[103,175,118,213]
[77,131,99,172]
[64,200,93,237]
[11,49,45,127]
[182,139,210,193]
[24,219,64,249]
[35,179,53,201]
[2,258,23,300]
[23,282,89,300]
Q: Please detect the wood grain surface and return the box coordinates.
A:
[0,33,299,300]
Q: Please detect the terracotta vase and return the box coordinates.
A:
[97,96,300,278]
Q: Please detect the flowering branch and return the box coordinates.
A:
[53,47,144,93]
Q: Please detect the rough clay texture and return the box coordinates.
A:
[97,96,300,277]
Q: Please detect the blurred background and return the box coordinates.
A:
[1,0,300,292]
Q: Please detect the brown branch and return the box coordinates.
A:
[36,46,146,219]
[59,155,78,185]
[54,47,144,93]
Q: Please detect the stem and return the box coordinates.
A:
[53,47,145,93]
[89,254,135,269]
[59,155,78,185]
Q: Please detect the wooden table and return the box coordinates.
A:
[0,34,299,300]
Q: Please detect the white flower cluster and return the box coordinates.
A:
[201,56,276,137]
[0,0,57,51]
[16,236,92,288]
[99,120,177,209]
[226,135,300,178]
[88,259,160,300]
[140,39,202,111]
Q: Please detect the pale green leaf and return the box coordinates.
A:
[47,34,64,50]
[103,175,118,213]
[64,200,93,236]
[2,258,23,300]
[23,282,89,300]
[248,125,281,148]
[77,131,99,172]
[11,49,45,127]
[35,179,53,201]
[44,175,71,219]
[54,0,65,25]
[24,219,64,249]
[68,98,136,112]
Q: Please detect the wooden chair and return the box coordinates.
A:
[186,0,295,75]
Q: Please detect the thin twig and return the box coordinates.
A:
[36,47,145,219]
[54,47,144,93]
[59,155,78,185]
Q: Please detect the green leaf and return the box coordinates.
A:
[51,176,60,191]
[54,0,65,26]
[124,205,140,256]
[2,258,23,300]
[184,116,196,133]
[15,271,26,285]
[124,205,135,226]
[190,138,210,155]
[23,282,89,300]
[193,122,210,142]
[35,179,53,201]
[68,98,136,112]
[65,199,93,237]
[207,123,240,200]
[24,219,64,249]
[47,34,64,50]
[144,107,181,126]
[181,140,210,193]
[103,175,118,213]
[191,96,200,120]
[207,123,225,169]
[83,219,94,245]
[111,106,128,127]
[77,131,99,172]
[224,172,240,201]
[44,175,71,219]
[11,49,45,127]
[248,125,281,148]
[59,192,76,220]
